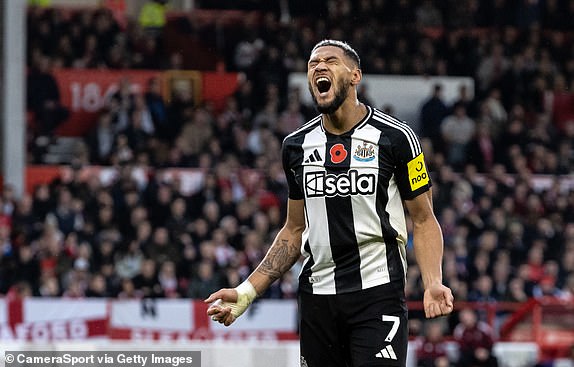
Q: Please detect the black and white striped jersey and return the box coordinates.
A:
[282,105,431,295]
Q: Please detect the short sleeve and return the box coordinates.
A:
[282,139,305,200]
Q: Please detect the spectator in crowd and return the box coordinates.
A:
[454,308,499,367]
[550,74,574,134]
[476,43,510,95]
[532,275,562,298]
[560,274,574,301]
[107,77,134,132]
[145,226,180,265]
[416,320,450,367]
[415,0,443,28]
[39,275,61,297]
[132,258,163,298]
[157,260,180,298]
[117,277,144,299]
[276,96,306,139]
[187,259,222,300]
[86,109,117,165]
[504,277,529,303]
[26,54,69,139]
[467,122,497,173]
[115,239,144,280]
[0,218,16,293]
[440,102,476,169]
[420,84,449,151]
[481,88,508,133]
[144,77,169,139]
[468,274,497,303]
[85,273,110,297]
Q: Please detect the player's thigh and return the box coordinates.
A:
[348,301,408,367]
[299,292,350,367]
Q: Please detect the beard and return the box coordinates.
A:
[309,80,350,115]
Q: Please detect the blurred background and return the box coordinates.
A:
[0,0,574,366]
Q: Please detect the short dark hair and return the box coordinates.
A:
[311,39,361,68]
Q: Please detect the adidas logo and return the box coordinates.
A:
[375,345,397,360]
[304,149,322,163]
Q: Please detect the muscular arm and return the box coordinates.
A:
[248,199,306,294]
[405,190,444,289]
[405,189,454,318]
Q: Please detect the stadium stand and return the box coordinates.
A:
[8,0,574,365]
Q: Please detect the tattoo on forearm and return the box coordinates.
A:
[257,238,300,282]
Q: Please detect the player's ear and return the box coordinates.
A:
[351,68,362,86]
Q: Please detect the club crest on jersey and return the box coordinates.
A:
[407,153,429,191]
[353,142,376,162]
[329,143,347,164]
[305,170,376,197]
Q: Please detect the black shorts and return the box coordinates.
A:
[299,283,408,367]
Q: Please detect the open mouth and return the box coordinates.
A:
[316,77,332,94]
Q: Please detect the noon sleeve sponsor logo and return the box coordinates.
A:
[407,153,429,191]
[304,170,376,197]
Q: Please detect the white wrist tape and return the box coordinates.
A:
[225,280,258,319]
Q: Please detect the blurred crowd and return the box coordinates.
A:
[13,1,574,357]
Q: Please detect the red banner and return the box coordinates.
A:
[52,69,161,136]
[0,298,298,341]
[51,69,239,137]
[107,299,298,341]
[0,298,108,341]
[202,72,240,111]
